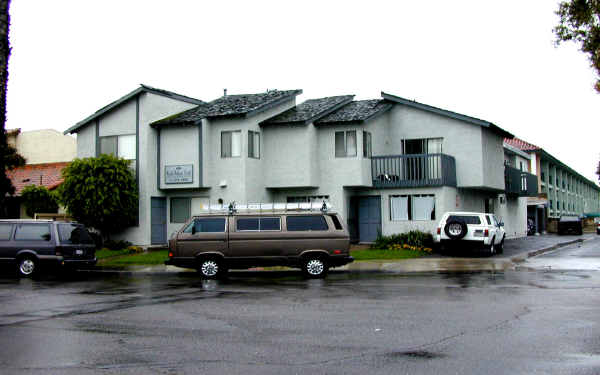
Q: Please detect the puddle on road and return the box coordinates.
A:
[346,258,515,273]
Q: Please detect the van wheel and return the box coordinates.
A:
[197,257,225,279]
[17,255,38,278]
[302,256,328,279]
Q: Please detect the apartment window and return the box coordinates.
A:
[221,130,241,158]
[550,200,553,209]
[541,172,545,182]
[519,161,524,171]
[335,131,357,157]
[557,201,560,211]
[248,131,260,159]
[401,138,443,154]
[363,131,372,158]
[100,134,136,172]
[171,197,191,223]
[390,195,435,221]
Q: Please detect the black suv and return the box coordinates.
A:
[0,220,97,277]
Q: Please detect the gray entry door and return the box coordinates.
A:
[151,197,167,245]
[358,196,381,243]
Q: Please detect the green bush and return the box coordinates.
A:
[103,239,133,250]
[20,185,59,217]
[372,230,434,250]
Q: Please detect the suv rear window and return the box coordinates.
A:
[184,218,226,233]
[287,215,328,231]
[0,224,12,240]
[58,224,94,244]
[14,224,51,241]
[447,215,481,225]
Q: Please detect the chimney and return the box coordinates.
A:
[223,88,227,97]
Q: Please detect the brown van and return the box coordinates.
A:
[165,209,353,279]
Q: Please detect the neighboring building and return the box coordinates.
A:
[504,137,600,233]
[68,85,536,245]
[5,129,76,218]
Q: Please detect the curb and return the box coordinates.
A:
[509,238,586,263]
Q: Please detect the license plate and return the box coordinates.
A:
[75,249,84,256]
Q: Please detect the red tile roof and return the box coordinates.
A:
[503,137,540,151]
[6,162,69,196]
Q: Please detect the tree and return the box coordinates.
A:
[20,185,58,218]
[58,154,138,240]
[554,0,600,92]
[0,0,22,218]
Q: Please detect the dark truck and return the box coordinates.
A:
[557,215,583,235]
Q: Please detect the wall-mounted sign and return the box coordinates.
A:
[165,164,193,184]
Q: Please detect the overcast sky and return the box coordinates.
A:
[6,1,599,183]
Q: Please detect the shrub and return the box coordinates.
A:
[20,185,59,218]
[372,230,434,251]
[103,239,132,250]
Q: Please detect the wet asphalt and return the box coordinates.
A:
[0,237,599,374]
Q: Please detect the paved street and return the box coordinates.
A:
[0,236,598,374]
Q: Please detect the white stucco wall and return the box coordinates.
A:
[495,196,527,239]
[481,129,505,190]
[98,100,136,137]
[159,126,201,190]
[14,130,76,164]
[76,124,96,158]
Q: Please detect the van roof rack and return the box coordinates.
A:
[194,201,333,215]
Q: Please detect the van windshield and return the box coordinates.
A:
[58,224,95,244]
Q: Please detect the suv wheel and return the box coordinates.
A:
[488,238,496,257]
[302,255,328,279]
[444,220,468,240]
[197,257,226,279]
[17,255,38,278]
[497,237,504,254]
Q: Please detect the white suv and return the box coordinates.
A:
[434,212,506,256]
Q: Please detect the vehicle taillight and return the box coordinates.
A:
[168,251,174,258]
[484,229,489,237]
[333,250,341,254]
[437,227,441,235]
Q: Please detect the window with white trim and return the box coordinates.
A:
[363,131,372,158]
[221,130,241,158]
[248,131,260,159]
[335,131,357,157]
[390,194,435,221]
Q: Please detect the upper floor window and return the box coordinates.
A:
[248,131,260,159]
[363,131,372,158]
[221,130,241,158]
[100,134,135,160]
[541,172,545,182]
[335,131,357,157]
[401,138,443,155]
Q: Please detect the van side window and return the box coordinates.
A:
[287,216,328,231]
[236,217,281,231]
[14,224,51,241]
[0,224,13,240]
[328,215,343,230]
[184,218,226,233]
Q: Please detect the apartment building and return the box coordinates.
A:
[67,85,537,245]
[504,138,600,233]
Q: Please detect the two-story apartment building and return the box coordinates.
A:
[504,137,600,233]
[67,85,537,245]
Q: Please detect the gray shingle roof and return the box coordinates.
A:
[261,95,354,125]
[315,100,393,124]
[152,89,302,127]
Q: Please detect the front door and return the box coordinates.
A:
[358,196,381,243]
[151,197,167,245]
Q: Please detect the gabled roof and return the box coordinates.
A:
[151,89,303,127]
[64,84,205,134]
[6,162,69,196]
[260,95,354,126]
[381,91,514,139]
[315,99,393,125]
[503,137,541,151]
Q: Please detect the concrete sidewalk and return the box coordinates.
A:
[92,233,595,275]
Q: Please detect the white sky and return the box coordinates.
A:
[6,1,600,183]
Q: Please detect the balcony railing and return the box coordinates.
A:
[505,165,538,196]
[371,153,457,188]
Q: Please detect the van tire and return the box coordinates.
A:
[197,257,226,279]
[17,255,39,278]
[302,255,328,279]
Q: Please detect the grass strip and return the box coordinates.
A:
[351,248,428,261]
[96,248,132,260]
[100,250,169,267]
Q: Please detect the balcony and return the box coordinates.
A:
[371,153,457,188]
[504,165,538,196]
